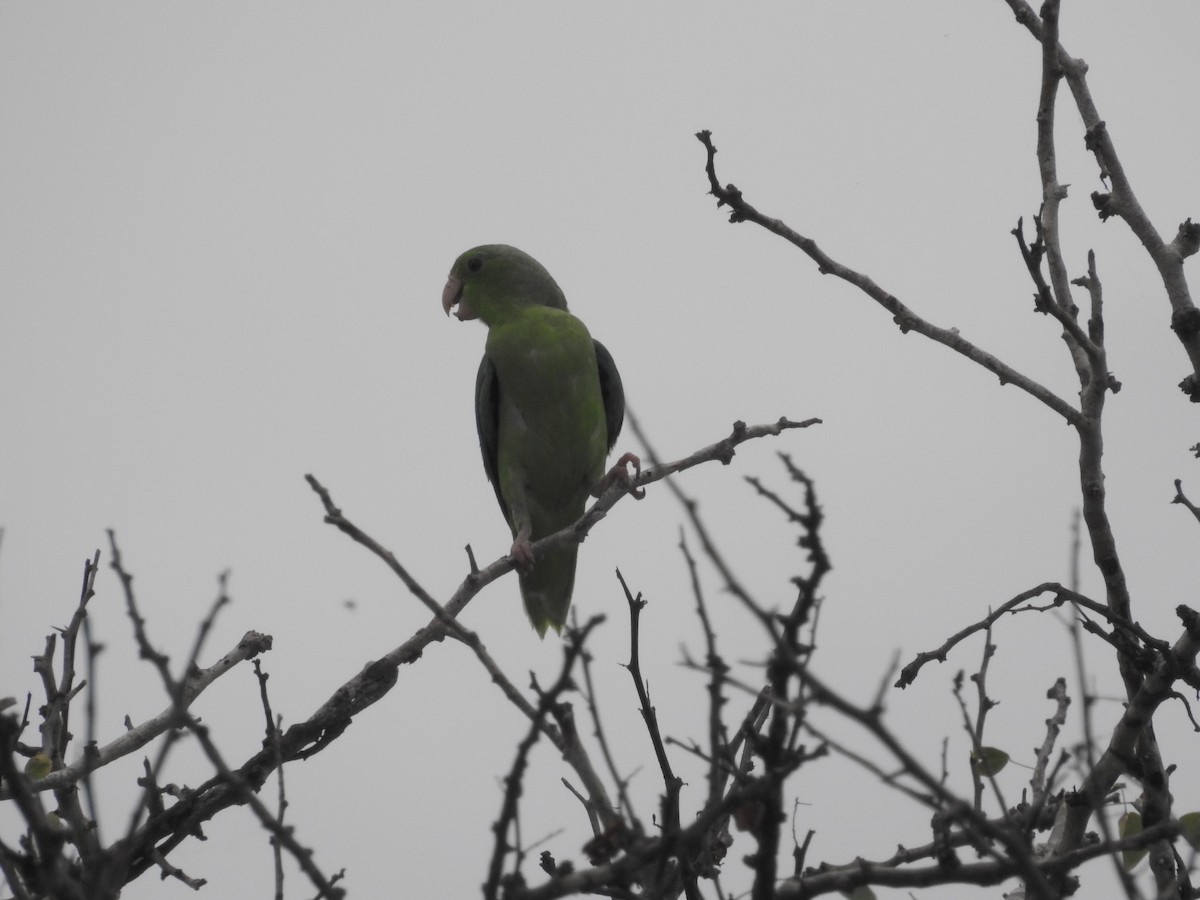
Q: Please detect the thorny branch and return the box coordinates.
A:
[7,5,1200,899]
[691,2,1200,895]
[2,416,818,899]
[1004,0,1200,400]
[484,618,603,900]
[695,129,1082,426]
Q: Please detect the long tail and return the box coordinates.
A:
[519,543,578,638]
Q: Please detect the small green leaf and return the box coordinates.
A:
[24,752,52,780]
[839,887,876,900]
[1178,812,1200,849]
[970,746,1010,776]
[1120,811,1147,871]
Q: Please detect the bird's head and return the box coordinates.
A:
[442,244,568,326]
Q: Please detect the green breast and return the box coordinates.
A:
[487,306,607,532]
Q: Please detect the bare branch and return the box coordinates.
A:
[1004,0,1200,399]
[1171,479,1200,526]
[483,618,602,900]
[696,129,1082,425]
[4,630,272,801]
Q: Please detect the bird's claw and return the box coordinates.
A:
[595,451,645,500]
[510,534,535,571]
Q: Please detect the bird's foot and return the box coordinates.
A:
[509,531,535,571]
[594,451,645,500]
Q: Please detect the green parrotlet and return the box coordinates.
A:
[442,244,638,636]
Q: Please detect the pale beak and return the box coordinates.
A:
[441,275,477,320]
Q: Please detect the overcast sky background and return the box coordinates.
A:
[3,3,1199,898]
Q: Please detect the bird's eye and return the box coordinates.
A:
[466,256,483,273]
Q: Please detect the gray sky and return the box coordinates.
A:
[3,3,1199,897]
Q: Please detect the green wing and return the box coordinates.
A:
[594,340,625,453]
[475,354,507,522]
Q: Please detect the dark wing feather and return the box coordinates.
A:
[474,354,509,522]
[594,340,625,453]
